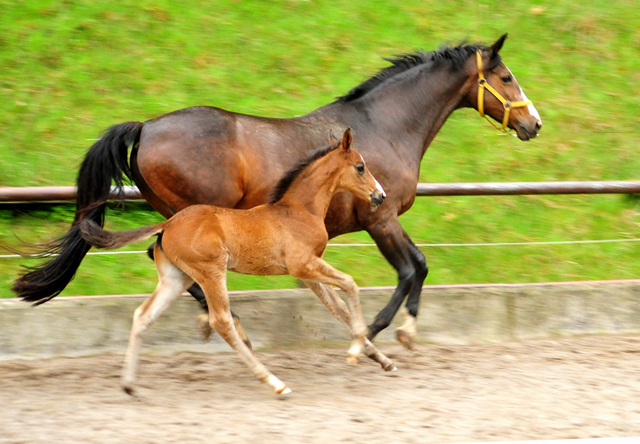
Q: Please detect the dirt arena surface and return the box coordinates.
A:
[2,336,640,443]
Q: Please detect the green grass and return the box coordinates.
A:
[1,0,640,297]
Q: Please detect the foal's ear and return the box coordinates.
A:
[329,129,339,144]
[490,33,508,55]
[341,128,353,151]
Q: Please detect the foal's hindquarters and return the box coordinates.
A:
[121,242,292,395]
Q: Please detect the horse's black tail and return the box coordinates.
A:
[12,121,144,305]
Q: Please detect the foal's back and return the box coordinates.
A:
[159,203,326,277]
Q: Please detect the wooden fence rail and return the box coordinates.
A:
[1,181,639,203]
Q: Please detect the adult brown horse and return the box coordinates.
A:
[13,34,541,348]
[79,129,393,395]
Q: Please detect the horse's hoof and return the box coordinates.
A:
[396,329,415,351]
[346,355,359,365]
[122,385,135,397]
[197,313,213,342]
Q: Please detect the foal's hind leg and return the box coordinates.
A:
[148,242,251,347]
[304,280,396,371]
[197,274,291,395]
[121,249,194,395]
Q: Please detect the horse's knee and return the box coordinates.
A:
[414,251,428,281]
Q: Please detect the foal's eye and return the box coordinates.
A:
[501,75,512,84]
[355,164,365,174]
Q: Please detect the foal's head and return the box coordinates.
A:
[331,128,386,211]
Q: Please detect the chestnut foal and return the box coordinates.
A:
[79,129,395,395]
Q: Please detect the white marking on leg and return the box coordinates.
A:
[268,375,291,395]
[397,306,417,337]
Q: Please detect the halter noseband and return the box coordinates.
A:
[476,50,531,132]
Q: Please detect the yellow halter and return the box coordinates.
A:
[476,50,531,132]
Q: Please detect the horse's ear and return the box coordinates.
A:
[341,128,353,151]
[490,33,508,55]
[329,129,339,144]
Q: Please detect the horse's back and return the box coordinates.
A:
[132,106,322,214]
[134,107,252,212]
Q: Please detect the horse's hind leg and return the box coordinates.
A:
[198,274,291,395]
[121,248,194,395]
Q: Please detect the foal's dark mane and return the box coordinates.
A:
[337,42,501,102]
[269,142,339,204]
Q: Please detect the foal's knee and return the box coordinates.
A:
[341,276,358,297]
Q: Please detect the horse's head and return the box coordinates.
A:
[333,128,386,212]
[469,34,542,141]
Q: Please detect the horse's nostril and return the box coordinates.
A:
[535,120,542,131]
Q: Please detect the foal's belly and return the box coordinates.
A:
[226,254,288,276]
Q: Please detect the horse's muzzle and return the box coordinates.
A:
[517,119,542,141]
[370,189,386,212]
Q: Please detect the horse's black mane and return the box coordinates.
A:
[269,142,339,204]
[337,42,499,102]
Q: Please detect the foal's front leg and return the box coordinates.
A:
[304,280,396,371]
[294,258,395,371]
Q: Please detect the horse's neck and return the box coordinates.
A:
[313,66,470,159]
[276,158,340,219]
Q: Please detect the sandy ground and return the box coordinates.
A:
[1,336,640,443]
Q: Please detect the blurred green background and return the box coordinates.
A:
[1,0,639,297]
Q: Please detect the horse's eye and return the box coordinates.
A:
[355,164,365,174]
[501,75,512,84]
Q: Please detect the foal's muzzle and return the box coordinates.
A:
[370,189,386,212]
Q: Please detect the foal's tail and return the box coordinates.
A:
[12,121,144,304]
[79,219,164,250]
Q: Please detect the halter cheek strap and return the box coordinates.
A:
[476,50,531,132]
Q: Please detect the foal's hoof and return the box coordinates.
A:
[276,386,292,395]
[346,355,360,365]
[396,328,415,351]
[122,385,136,397]
[383,362,398,372]
[197,313,213,342]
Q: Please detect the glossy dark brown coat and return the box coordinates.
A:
[14,35,541,347]
[79,130,393,395]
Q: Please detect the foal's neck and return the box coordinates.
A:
[275,155,341,219]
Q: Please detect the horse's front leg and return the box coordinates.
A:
[366,217,428,350]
